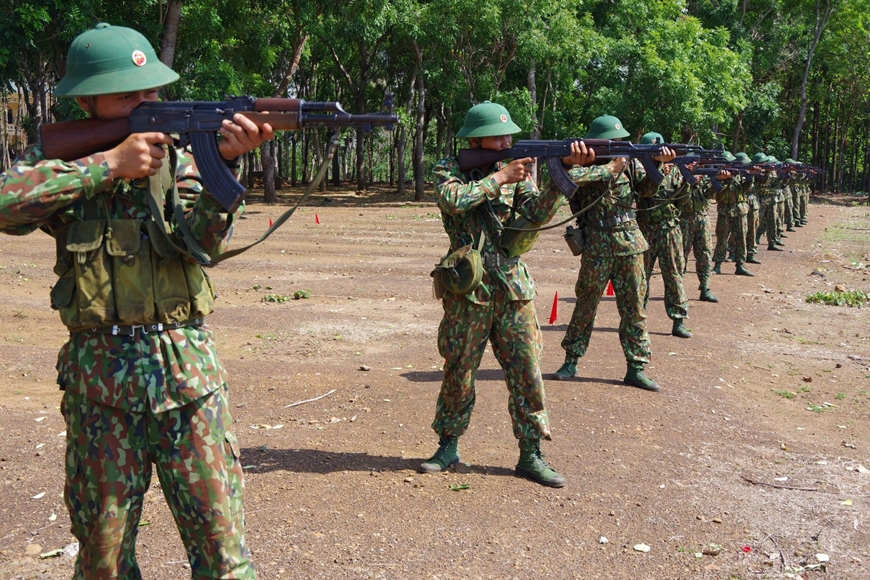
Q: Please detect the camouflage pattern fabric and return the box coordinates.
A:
[63,386,254,579]
[0,143,254,578]
[636,165,688,320]
[714,175,749,265]
[754,172,778,245]
[745,187,760,256]
[433,291,549,440]
[678,179,714,289]
[430,155,564,442]
[560,162,651,363]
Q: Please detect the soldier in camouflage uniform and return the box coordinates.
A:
[712,152,754,277]
[634,132,691,339]
[753,153,784,252]
[678,174,718,303]
[551,116,675,392]
[0,24,271,579]
[734,152,762,266]
[420,101,592,488]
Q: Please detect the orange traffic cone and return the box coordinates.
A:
[605,280,615,296]
[548,292,559,324]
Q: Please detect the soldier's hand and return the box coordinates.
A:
[718,170,732,180]
[653,146,676,163]
[562,140,595,167]
[607,156,628,175]
[493,157,535,185]
[104,132,174,179]
[219,113,275,161]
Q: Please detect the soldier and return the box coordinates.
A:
[634,132,692,338]
[420,101,591,488]
[738,153,763,266]
[754,153,784,252]
[678,171,718,303]
[551,115,675,391]
[0,24,271,578]
[712,152,754,277]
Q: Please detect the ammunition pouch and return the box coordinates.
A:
[564,225,587,256]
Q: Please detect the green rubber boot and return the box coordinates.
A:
[419,436,459,473]
[671,318,692,338]
[515,439,566,488]
[735,263,755,277]
[712,262,722,275]
[623,362,660,392]
[699,287,718,303]
[551,356,578,381]
[774,239,786,246]
[768,243,783,251]
[746,253,761,264]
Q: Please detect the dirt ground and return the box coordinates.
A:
[1,187,869,580]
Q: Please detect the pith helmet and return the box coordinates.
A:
[751,152,769,164]
[456,101,522,138]
[785,158,797,164]
[722,151,737,162]
[639,132,664,145]
[55,23,179,97]
[585,115,630,139]
[735,152,751,163]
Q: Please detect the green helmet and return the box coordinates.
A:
[722,151,737,162]
[456,101,521,138]
[784,158,797,164]
[55,23,179,97]
[734,152,751,163]
[768,156,780,164]
[751,152,769,164]
[585,115,630,140]
[639,132,664,145]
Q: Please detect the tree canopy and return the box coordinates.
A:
[2,0,867,194]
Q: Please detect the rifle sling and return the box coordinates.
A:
[211,136,340,264]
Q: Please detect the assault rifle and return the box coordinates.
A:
[457,139,674,198]
[40,95,398,210]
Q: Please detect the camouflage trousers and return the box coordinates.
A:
[62,386,255,580]
[791,188,800,223]
[714,203,748,265]
[746,201,759,256]
[757,198,778,245]
[561,250,650,364]
[641,221,688,320]
[433,290,550,442]
[680,212,713,290]
[799,192,809,223]
[784,191,794,228]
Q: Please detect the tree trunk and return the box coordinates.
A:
[790,0,836,159]
[527,58,540,184]
[159,0,183,68]
[413,44,426,202]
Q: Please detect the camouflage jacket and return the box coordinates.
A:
[715,174,748,205]
[0,144,242,412]
[678,176,714,216]
[433,155,564,305]
[566,160,649,257]
[635,164,684,228]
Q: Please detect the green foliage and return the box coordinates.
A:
[805,289,870,307]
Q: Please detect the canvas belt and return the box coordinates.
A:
[483,254,519,269]
[595,210,635,229]
[71,318,205,336]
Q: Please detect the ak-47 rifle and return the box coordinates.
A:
[40,95,398,211]
[456,139,673,198]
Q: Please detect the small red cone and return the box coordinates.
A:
[605,280,615,296]
[548,291,559,324]
[268,217,273,227]
[315,213,321,224]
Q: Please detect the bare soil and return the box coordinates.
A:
[1,188,869,580]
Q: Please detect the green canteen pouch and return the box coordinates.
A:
[431,235,485,296]
[500,215,541,258]
[66,220,116,326]
[106,219,155,324]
